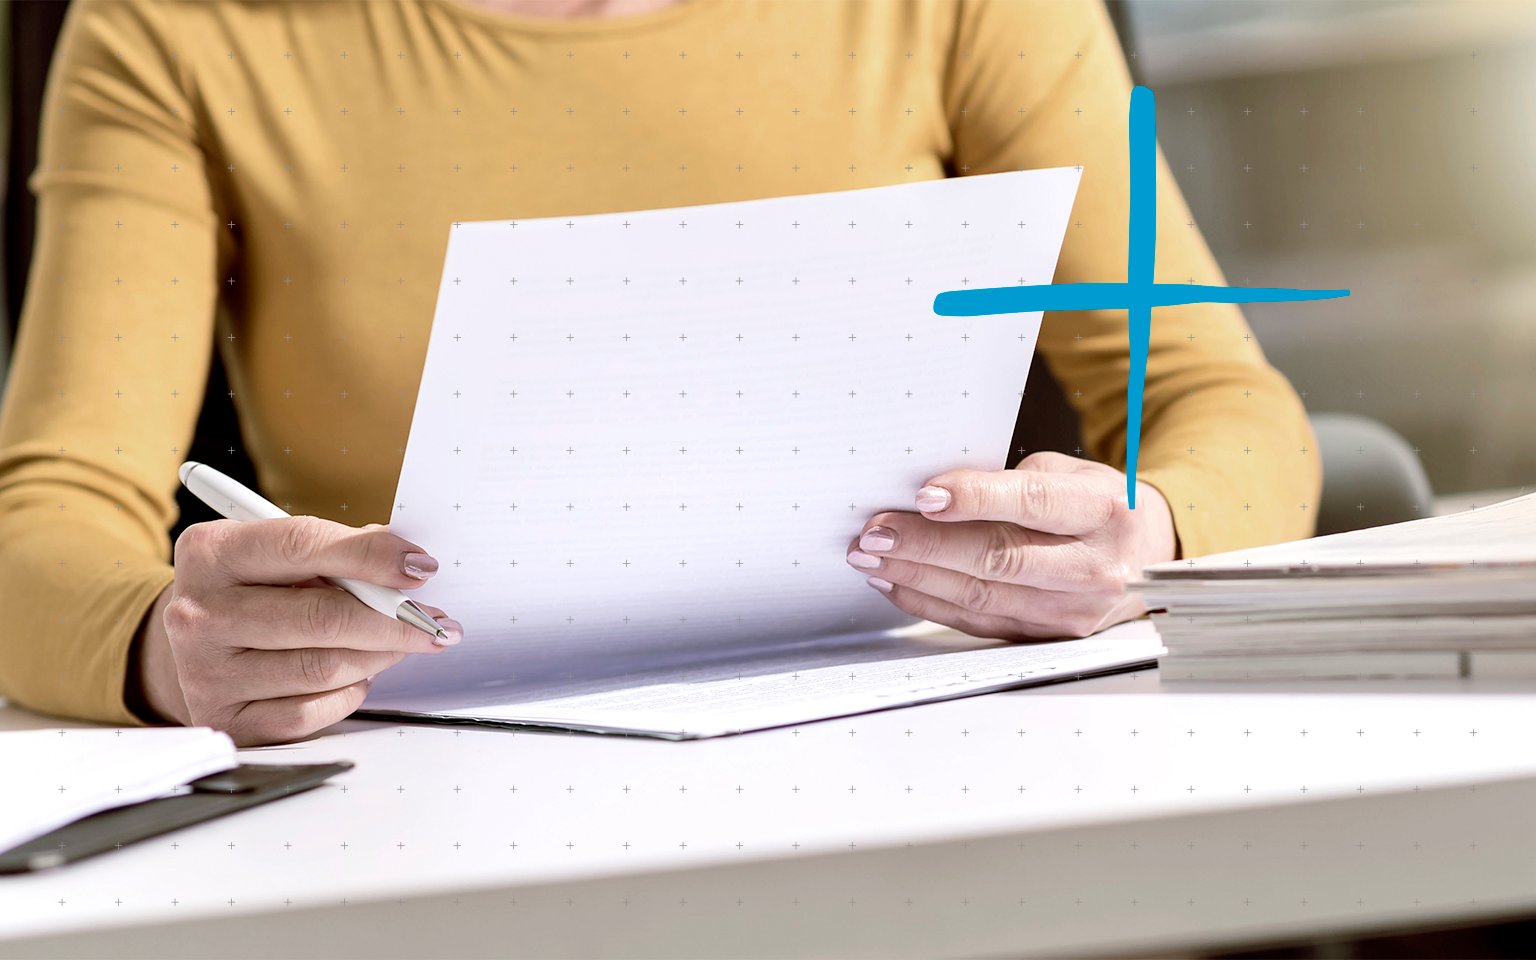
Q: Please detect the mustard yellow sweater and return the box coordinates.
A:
[0,0,1319,724]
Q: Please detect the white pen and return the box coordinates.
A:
[177,461,450,643]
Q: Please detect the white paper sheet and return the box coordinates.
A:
[365,169,1084,721]
[0,728,236,857]
[1143,492,1536,577]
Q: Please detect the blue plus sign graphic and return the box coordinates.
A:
[933,86,1350,508]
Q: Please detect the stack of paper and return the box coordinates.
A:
[0,728,237,855]
[1135,493,1536,680]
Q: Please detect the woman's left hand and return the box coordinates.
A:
[846,451,1178,640]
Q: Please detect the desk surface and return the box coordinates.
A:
[5,668,1536,958]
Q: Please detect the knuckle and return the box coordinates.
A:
[1018,474,1055,521]
[266,706,313,744]
[1091,559,1133,591]
[171,523,208,561]
[209,704,261,745]
[979,525,1027,581]
[1102,491,1132,527]
[905,530,941,565]
[300,590,346,646]
[162,595,209,639]
[176,647,219,686]
[275,516,328,569]
[300,687,363,740]
[176,670,214,712]
[297,647,343,690]
[960,576,996,612]
[174,519,236,565]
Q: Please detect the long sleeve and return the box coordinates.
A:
[0,0,1323,725]
[943,0,1320,557]
[0,1,225,723]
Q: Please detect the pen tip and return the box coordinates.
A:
[178,461,200,485]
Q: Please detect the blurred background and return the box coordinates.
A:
[1122,0,1536,504]
[1,0,1532,505]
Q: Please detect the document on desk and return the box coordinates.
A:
[359,168,1162,738]
[1139,492,1536,681]
[0,728,236,856]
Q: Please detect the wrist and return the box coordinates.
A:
[126,585,190,725]
[1133,480,1180,567]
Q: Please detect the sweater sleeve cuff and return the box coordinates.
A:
[1137,464,1236,563]
[15,563,175,727]
[100,567,177,726]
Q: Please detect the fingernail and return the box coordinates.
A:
[867,576,894,594]
[403,552,439,580]
[432,618,464,647]
[846,550,883,571]
[915,485,951,513]
[860,526,896,552]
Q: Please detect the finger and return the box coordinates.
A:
[1014,450,1090,474]
[863,576,1062,642]
[184,516,440,589]
[223,679,372,746]
[212,585,462,653]
[207,647,408,701]
[850,548,1124,638]
[287,579,444,605]
[909,467,1121,535]
[847,519,1120,592]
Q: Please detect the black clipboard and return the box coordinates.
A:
[0,762,352,874]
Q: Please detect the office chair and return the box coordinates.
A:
[2,0,1430,548]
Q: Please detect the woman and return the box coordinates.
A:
[0,0,1318,744]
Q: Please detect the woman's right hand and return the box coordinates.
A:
[135,516,461,746]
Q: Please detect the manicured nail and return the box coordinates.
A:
[402,552,438,580]
[915,485,951,513]
[432,618,464,647]
[846,550,883,571]
[867,576,894,594]
[859,526,896,552]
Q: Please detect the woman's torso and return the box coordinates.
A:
[170,0,959,521]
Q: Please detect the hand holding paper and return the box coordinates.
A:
[847,452,1177,640]
[357,168,1164,737]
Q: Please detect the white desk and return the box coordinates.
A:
[5,668,1536,958]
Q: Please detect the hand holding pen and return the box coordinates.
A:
[129,461,463,746]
